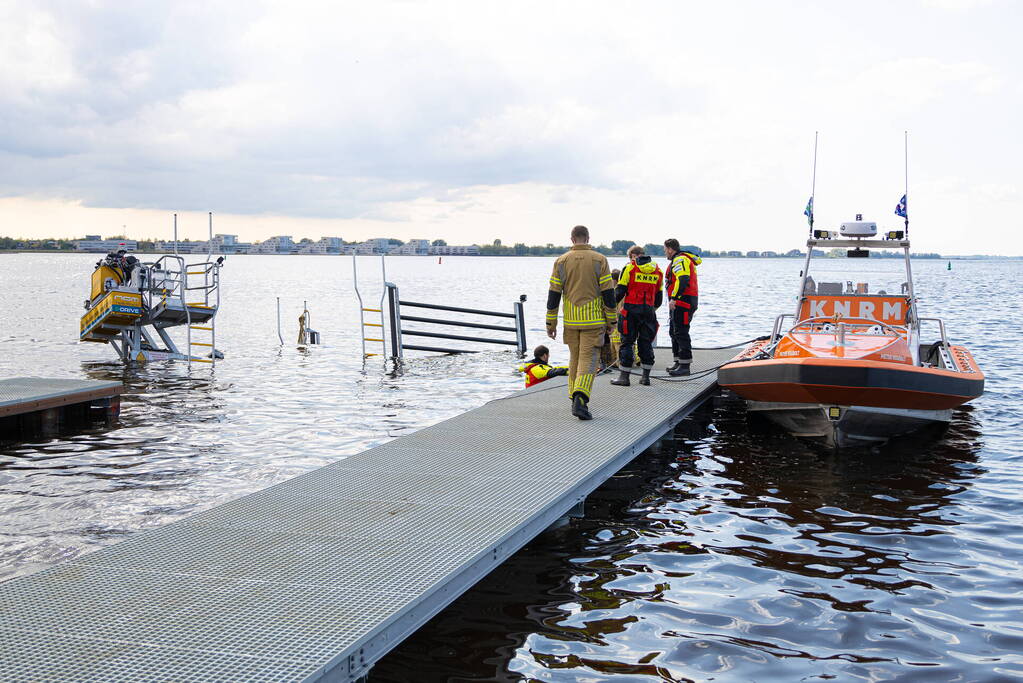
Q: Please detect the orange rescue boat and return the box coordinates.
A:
[718,217,983,447]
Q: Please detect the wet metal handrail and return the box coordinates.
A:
[386,284,527,357]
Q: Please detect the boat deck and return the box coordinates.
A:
[0,348,734,682]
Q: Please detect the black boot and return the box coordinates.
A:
[610,369,630,386]
[571,394,593,420]
[639,368,651,386]
[667,363,691,377]
[665,359,680,373]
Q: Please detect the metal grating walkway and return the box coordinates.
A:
[0,377,122,418]
[0,348,735,682]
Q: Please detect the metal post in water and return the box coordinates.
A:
[514,297,527,357]
[353,253,366,359]
[386,284,403,361]
[276,297,284,344]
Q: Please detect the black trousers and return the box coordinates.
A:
[617,304,657,368]
[669,296,698,362]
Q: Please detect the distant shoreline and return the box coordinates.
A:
[1,249,1019,259]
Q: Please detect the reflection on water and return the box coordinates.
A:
[373,398,1023,681]
[2,254,1021,680]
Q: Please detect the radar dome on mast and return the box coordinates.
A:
[839,214,877,237]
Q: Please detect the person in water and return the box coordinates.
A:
[518,344,568,387]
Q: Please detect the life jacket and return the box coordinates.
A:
[666,251,700,299]
[622,256,663,306]
[519,361,557,387]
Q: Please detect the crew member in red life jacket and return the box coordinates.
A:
[610,246,663,387]
[664,238,701,376]
[517,344,568,388]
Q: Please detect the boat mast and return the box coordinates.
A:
[904,130,909,238]
[904,129,920,335]
[796,132,818,322]
[809,131,818,237]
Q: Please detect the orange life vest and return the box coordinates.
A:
[666,252,699,299]
[622,262,663,306]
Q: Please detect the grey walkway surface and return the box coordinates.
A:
[0,347,735,682]
[0,377,121,418]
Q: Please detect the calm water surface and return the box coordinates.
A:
[0,253,1020,681]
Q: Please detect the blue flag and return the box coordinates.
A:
[895,194,907,218]
[804,196,814,226]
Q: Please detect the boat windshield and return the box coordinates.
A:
[802,255,910,299]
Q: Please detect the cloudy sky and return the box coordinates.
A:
[1,0,1020,254]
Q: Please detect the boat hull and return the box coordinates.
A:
[717,352,983,411]
[746,400,952,448]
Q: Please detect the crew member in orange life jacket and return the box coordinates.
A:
[664,238,701,376]
[610,246,663,387]
[518,345,568,387]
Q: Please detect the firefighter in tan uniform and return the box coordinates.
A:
[546,225,617,420]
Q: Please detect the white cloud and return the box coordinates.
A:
[0,0,1021,254]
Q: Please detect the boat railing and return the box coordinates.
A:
[916,317,956,370]
[784,316,909,338]
[917,317,948,346]
[771,313,795,341]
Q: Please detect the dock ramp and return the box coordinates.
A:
[0,348,734,681]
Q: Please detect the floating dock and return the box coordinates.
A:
[0,377,121,441]
[0,348,734,682]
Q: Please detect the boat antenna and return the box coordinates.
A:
[173,213,179,255]
[808,131,818,237]
[904,130,909,238]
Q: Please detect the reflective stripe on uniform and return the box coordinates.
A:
[562,297,605,326]
[574,372,594,398]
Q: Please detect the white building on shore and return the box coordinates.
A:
[252,235,296,254]
[391,239,431,255]
[428,244,480,256]
[297,237,343,254]
[74,237,139,253]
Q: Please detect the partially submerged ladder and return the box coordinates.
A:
[184,259,220,366]
[353,254,388,358]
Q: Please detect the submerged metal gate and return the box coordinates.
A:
[386,284,527,358]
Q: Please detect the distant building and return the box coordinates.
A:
[212,234,253,254]
[319,237,343,253]
[761,250,778,257]
[296,237,342,255]
[153,239,212,254]
[786,249,804,257]
[726,250,742,258]
[75,237,139,253]
[428,245,480,256]
[391,239,431,255]
[253,235,295,254]
[368,238,396,254]
[746,250,760,258]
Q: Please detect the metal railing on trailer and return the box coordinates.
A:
[385,283,527,358]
